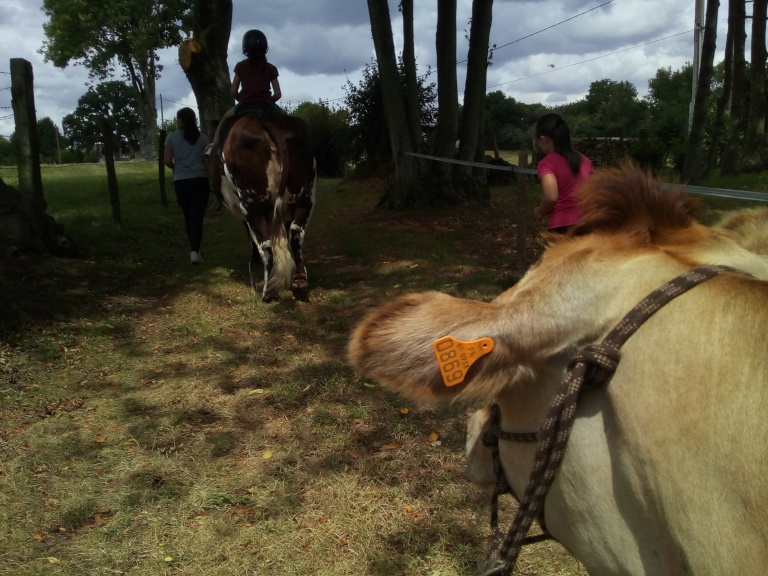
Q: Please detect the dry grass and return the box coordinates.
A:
[0,164,753,576]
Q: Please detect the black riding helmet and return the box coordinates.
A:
[242,29,268,57]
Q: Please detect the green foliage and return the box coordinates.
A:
[0,136,14,166]
[484,90,546,150]
[343,58,436,175]
[644,64,693,170]
[584,79,646,139]
[41,0,190,80]
[292,101,352,178]
[62,81,141,156]
[37,117,61,164]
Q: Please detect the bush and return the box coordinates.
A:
[292,101,352,178]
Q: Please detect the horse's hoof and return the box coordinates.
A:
[262,292,280,303]
[291,287,310,302]
[291,279,309,302]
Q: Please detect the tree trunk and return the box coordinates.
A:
[682,0,719,184]
[180,0,234,138]
[741,0,768,171]
[401,0,421,150]
[455,0,493,201]
[704,23,733,178]
[431,0,459,202]
[120,52,158,157]
[721,0,747,175]
[136,60,157,157]
[367,0,423,208]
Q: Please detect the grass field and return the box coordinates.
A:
[0,160,763,576]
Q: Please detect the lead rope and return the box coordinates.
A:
[480,264,738,576]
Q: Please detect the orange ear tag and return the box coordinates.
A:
[433,336,494,387]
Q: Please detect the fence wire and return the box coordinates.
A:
[406,152,768,203]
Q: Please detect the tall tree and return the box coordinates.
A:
[645,64,693,170]
[400,0,422,150]
[62,82,141,157]
[741,0,768,171]
[720,0,747,175]
[431,0,459,201]
[705,40,733,177]
[455,0,493,200]
[177,0,233,137]
[37,118,61,164]
[585,79,645,141]
[365,0,494,206]
[41,0,190,156]
[682,0,719,184]
[367,0,423,208]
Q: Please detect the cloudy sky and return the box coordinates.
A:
[0,0,734,139]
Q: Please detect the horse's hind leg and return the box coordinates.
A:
[288,205,311,301]
[246,217,280,303]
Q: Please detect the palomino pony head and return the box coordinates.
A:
[348,162,768,405]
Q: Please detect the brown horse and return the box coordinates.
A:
[349,163,768,575]
[208,112,316,302]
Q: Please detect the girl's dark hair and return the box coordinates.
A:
[176,107,200,145]
[535,113,583,176]
[247,53,267,73]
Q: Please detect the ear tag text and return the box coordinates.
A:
[433,336,494,387]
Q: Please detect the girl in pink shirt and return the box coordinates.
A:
[533,113,593,233]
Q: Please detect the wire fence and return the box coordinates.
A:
[406,152,768,204]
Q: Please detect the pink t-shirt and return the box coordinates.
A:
[537,151,594,229]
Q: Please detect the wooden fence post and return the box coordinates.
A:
[101,120,121,224]
[158,129,168,207]
[10,58,44,209]
[516,152,528,275]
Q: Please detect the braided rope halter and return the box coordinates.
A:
[480,264,738,576]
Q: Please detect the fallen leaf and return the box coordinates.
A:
[400,407,409,414]
[262,450,273,460]
[93,513,106,527]
[164,556,173,562]
[95,432,106,443]
[47,557,60,564]
[428,432,439,442]
[247,389,265,395]
[380,442,402,451]
[346,449,361,459]
[405,505,412,513]
[32,534,44,542]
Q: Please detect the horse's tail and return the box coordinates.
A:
[266,195,295,295]
[261,115,296,295]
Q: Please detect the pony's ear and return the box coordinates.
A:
[349,292,448,402]
[348,291,499,403]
